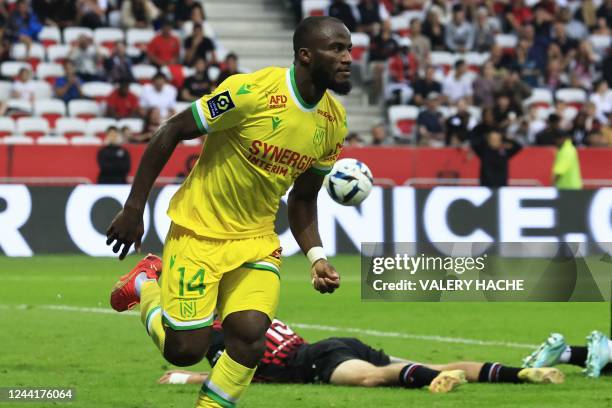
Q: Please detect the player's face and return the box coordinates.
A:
[310,23,353,95]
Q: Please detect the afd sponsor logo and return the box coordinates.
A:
[0,186,611,256]
[268,94,287,109]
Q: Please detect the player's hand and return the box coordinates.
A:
[105,206,144,260]
[158,370,208,385]
[311,259,340,294]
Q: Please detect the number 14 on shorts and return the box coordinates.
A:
[178,267,206,296]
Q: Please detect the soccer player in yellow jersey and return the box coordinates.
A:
[106,16,352,407]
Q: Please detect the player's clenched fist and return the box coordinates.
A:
[311,259,340,294]
[105,207,144,260]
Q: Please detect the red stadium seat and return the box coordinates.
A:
[16,117,49,139]
[390,14,410,37]
[85,117,117,139]
[68,99,100,120]
[350,33,370,62]
[10,43,45,70]
[34,99,67,128]
[39,26,61,48]
[0,117,16,137]
[35,62,65,85]
[55,117,88,138]
[388,105,419,140]
[302,0,328,17]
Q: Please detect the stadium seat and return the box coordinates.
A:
[132,64,157,84]
[0,80,11,100]
[430,51,455,73]
[85,117,117,139]
[39,26,61,48]
[390,14,410,37]
[0,117,16,137]
[64,27,94,45]
[561,105,579,122]
[82,82,113,102]
[34,99,67,127]
[10,43,45,69]
[94,27,125,51]
[46,44,71,64]
[302,0,328,17]
[350,33,370,62]
[126,28,155,49]
[524,88,554,109]
[181,21,214,39]
[556,88,587,110]
[16,117,50,139]
[535,106,554,121]
[128,83,143,97]
[175,101,190,113]
[6,99,33,119]
[2,135,34,144]
[31,80,53,99]
[71,136,103,145]
[388,105,419,140]
[55,117,87,138]
[37,135,69,145]
[35,62,65,85]
[208,66,221,82]
[464,52,489,73]
[68,99,100,119]
[589,35,611,56]
[495,34,518,54]
[1,61,32,78]
[117,118,144,133]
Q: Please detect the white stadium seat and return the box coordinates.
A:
[495,34,518,53]
[55,117,88,138]
[117,118,144,133]
[31,80,53,99]
[39,26,61,47]
[10,43,45,63]
[68,99,100,119]
[430,51,456,73]
[524,88,554,109]
[388,105,420,139]
[589,35,611,56]
[132,64,157,84]
[46,44,71,63]
[37,135,69,145]
[126,28,155,48]
[302,0,328,17]
[64,27,94,44]
[34,99,67,127]
[82,82,114,101]
[0,117,16,137]
[94,27,125,50]
[556,88,587,109]
[85,117,117,138]
[0,80,11,100]
[6,99,33,116]
[16,117,50,139]
[71,136,103,145]
[35,62,65,83]
[1,61,32,78]
[129,83,143,97]
[2,135,34,144]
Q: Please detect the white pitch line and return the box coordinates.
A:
[0,304,538,350]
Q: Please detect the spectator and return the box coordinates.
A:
[493,93,520,132]
[106,81,140,119]
[411,65,441,106]
[371,124,392,145]
[357,0,384,35]
[385,38,416,105]
[543,57,567,91]
[181,57,213,101]
[147,19,180,67]
[97,126,131,184]
[10,0,43,43]
[503,0,533,33]
[183,22,216,66]
[569,110,597,146]
[552,133,582,189]
[31,0,77,28]
[445,4,474,53]
[54,61,84,103]
[496,70,531,114]
[408,18,430,68]
[139,72,177,120]
[473,7,495,53]
[422,9,445,51]
[77,0,106,28]
[120,0,160,29]
[445,98,474,146]
[471,130,522,188]
[104,41,134,83]
[328,0,358,32]
[11,67,36,102]
[216,53,241,84]
[576,0,598,30]
[515,39,541,88]
[136,107,162,143]
[472,61,497,107]
[597,0,612,28]
[590,80,612,124]
[524,105,547,144]
[69,34,102,82]
[551,21,578,64]
[174,0,199,26]
[345,132,364,147]
[536,113,564,146]
[469,107,497,144]
[442,59,473,105]
[568,40,597,90]
[416,92,445,146]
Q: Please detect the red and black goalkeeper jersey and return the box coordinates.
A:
[206,318,307,382]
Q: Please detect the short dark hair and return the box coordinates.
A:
[293,16,344,59]
[153,72,166,81]
[455,59,466,69]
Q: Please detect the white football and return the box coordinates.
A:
[324,158,373,206]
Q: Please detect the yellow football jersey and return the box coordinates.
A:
[167,66,348,239]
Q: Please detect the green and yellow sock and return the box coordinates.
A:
[139,280,165,353]
[196,351,256,407]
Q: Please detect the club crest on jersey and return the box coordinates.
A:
[179,300,197,319]
[268,94,287,109]
[207,91,235,118]
[313,126,326,145]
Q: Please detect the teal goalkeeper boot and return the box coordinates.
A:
[585,331,611,378]
[522,333,567,368]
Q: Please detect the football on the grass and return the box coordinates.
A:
[324,158,373,206]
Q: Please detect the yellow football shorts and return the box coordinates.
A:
[160,223,282,331]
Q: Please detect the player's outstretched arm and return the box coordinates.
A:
[158,370,209,385]
[288,171,340,294]
[106,108,203,259]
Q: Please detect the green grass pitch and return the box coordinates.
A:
[1,255,611,407]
